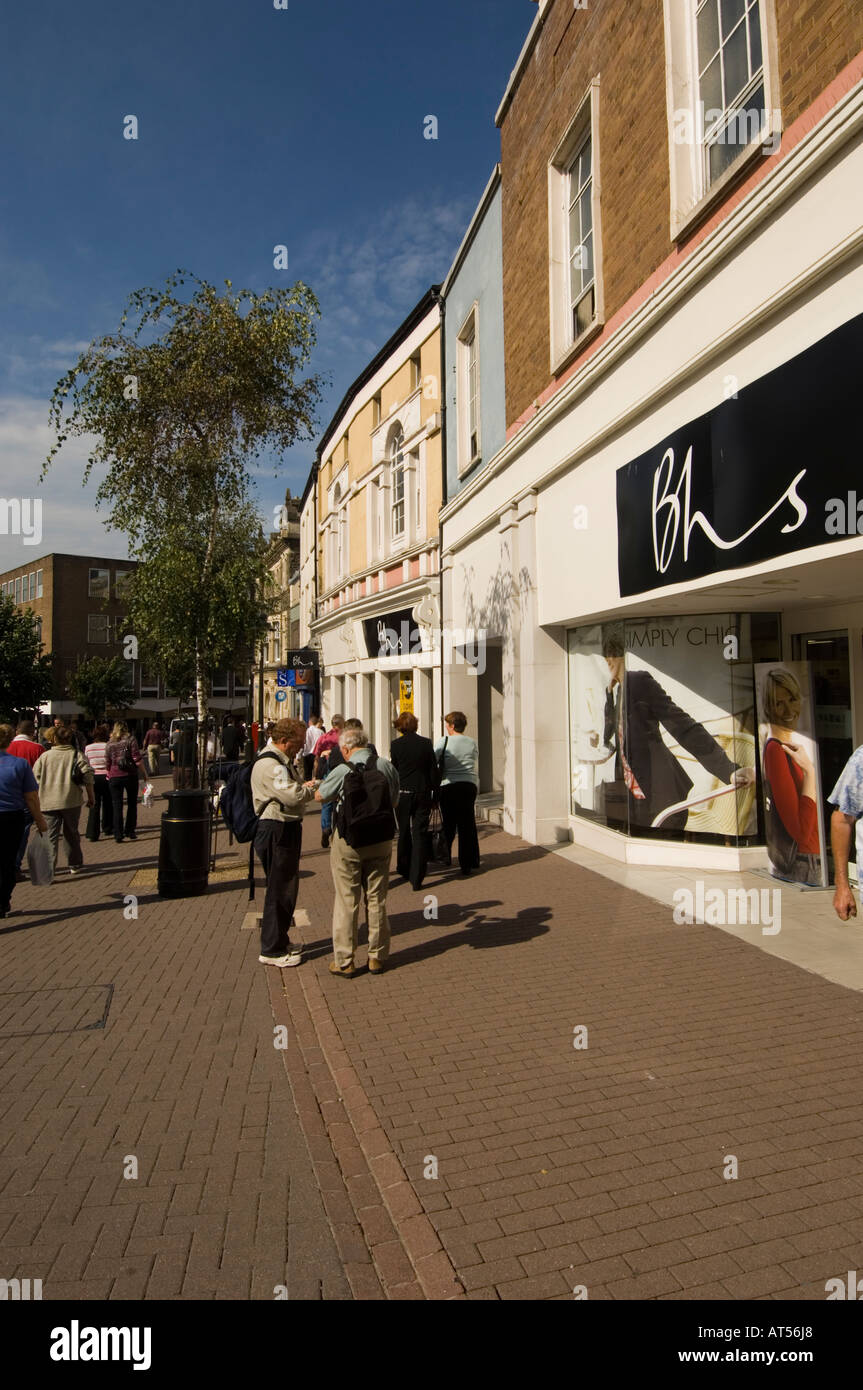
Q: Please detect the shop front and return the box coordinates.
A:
[318,595,441,749]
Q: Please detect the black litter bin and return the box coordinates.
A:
[158,788,212,898]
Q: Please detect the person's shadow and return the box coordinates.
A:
[309,902,553,971]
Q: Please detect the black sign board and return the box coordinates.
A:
[286,648,319,671]
[616,313,863,597]
[362,608,421,660]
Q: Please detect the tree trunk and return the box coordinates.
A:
[193,492,221,786]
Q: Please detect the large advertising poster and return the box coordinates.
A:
[755,662,828,886]
[569,615,758,840]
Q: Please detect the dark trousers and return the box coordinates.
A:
[16,809,32,870]
[303,754,315,781]
[439,783,480,872]
[86,775,114,840]
[254,818,303,956]
[1,810,24,911]
[109,774,139,840]
[396,791,431,888]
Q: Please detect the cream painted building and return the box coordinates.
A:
[306,287,444,748]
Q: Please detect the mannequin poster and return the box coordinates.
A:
[754,662,828,886]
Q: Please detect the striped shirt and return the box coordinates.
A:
[85,741,108,774]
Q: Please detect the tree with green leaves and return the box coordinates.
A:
[0,594,54,720]
[42,270,324,778]
[67,656,135,722]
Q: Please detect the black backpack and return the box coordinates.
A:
[336,754,395,848]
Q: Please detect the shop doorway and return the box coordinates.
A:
[477,645,504,793]
[792,629,853,869]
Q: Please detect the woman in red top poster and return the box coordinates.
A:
[760,668,822,883]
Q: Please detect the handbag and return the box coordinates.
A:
[28,830,54,886]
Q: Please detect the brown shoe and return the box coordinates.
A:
[329,959,357,979]
[368,957,386,975]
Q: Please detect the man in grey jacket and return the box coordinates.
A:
[251,717,317,968]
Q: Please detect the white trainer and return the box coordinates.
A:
[259,950,302,968]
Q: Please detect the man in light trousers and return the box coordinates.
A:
[317,727,399,978]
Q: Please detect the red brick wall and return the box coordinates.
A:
[500,0,863,429]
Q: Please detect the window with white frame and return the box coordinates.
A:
[36,569,43,598]
[664,0,779,236]
[15,577,22,604]
[269,623,281,666]
[568,135,595,341]
[390,430,405,539]
[457,306,481,473]
[115,569,133,598]
[548,78,603,371]
[88,614,111,644]
[696,0,766,186]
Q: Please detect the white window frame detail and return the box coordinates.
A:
[663,0,781,240]
[456,303,482,478]
[389,427,406,546]
[548,76,604,375]
[87,613,110,644]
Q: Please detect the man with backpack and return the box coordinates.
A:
[249,717,317,968]
[316,726,399,978]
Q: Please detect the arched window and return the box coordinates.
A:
[390,429,405,539]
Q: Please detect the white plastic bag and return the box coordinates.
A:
[27,830,54,886]
[142,782,154,807]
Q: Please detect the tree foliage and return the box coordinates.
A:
[0,594,55,720]
[67,656,135,721]
[42,271,324,775]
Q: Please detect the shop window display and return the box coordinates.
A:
[568,614,780,844]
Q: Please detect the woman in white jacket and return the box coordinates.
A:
[33,726,94,874]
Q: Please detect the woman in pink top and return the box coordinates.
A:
[84,724,114,842]
[105,721,144,843]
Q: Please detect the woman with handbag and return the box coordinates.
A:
[32,725,94,875]
[0,723,49,916]
[105,721,144,844]
[434,712,481,877]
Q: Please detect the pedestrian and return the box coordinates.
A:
[69,718,88,754]
[221,718,242,762]
[33,725,94,875]
[142,721,164,778]
[105,721,144,843]
[317,726,399,978]
[313,715,346,849]
[251,717,317,968]
[434,712,481,876]
[171,721,195,789]
[0,723,49,917]
[41,724,57,748]
[8,719,45,879]
[302,714,324,781]
[84,724,114,841]
[389,711,440,890]
[829,743,863,922]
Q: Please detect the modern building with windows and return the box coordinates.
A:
[0,552,249,726]
[304,287,444,746]
[439,0,863,871]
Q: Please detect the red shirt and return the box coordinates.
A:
[764,738,819,853]
[8,736,44,769]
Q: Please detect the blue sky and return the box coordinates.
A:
[0,0,532,567]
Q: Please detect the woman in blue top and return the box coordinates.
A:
[434,711,481,876]
[0,723,48,918]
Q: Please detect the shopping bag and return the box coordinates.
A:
[27,830,54,886]
[142,782,154,807]
[426,802,450,865]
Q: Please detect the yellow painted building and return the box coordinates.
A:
[304,287,444,746]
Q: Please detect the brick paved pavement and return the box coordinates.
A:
[5,782,863,1302]
[285,817,863,1301]
[0,774,351,1300]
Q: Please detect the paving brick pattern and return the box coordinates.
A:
[0,778,350,1300]
[289,821,863,1301]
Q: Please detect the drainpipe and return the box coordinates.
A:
[436,289,447,730]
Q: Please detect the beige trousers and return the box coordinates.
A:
[330,829,392,967]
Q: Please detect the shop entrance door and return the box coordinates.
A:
[792,629,853,871]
